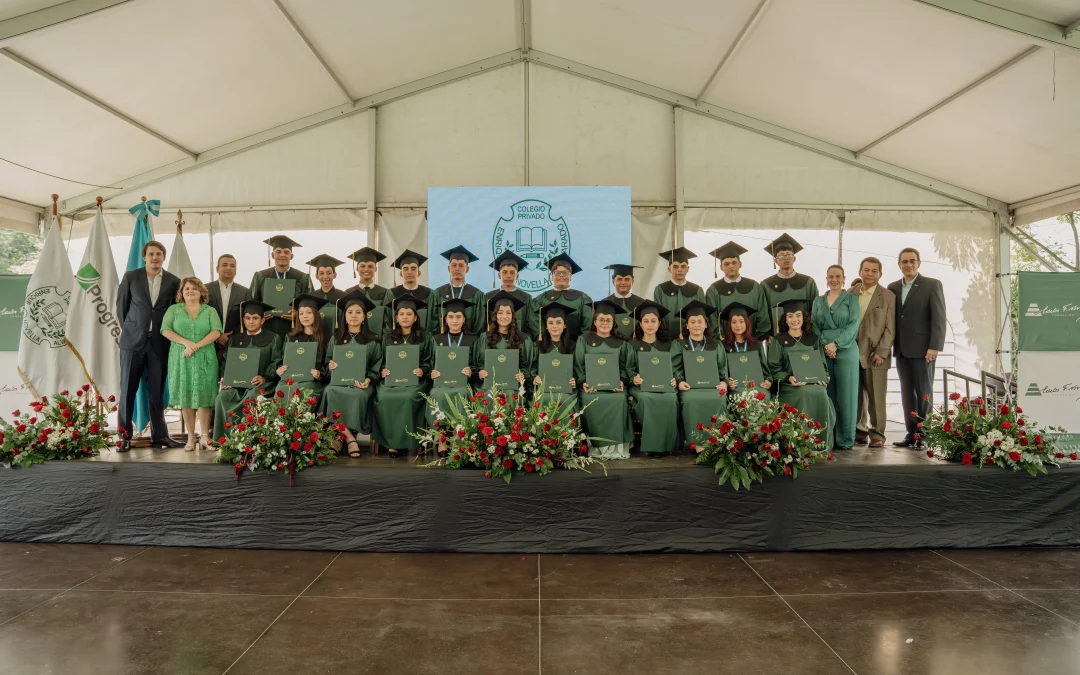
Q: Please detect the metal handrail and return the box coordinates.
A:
[941,368,1014,407]
[941,368,982,406]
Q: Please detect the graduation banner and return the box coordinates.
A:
[1017,351,1080,451]
[1017,272,1080,351]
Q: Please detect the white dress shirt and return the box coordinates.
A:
[219,281,234,318]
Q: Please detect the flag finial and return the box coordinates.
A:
[175,209,184,235]
[50,194,58,216]
[95,196,103,211]
[141,196,147,203]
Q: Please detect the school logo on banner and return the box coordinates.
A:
[492,200,571,293]
[1024,303,1042,317]
[22,286,69,348]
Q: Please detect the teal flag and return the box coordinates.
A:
[126,200,166,434]
[1017,272,1080,352]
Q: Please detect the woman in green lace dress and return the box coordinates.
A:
[161,277,222,451]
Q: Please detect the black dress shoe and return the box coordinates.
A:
[117,440,131,453]
[152,436,185,449]
[892,438,914,447]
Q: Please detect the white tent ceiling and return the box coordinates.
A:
[0,0,1078,225]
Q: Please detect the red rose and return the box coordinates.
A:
[1055,452,1065,459]
[688,442,696,451]
[303,442,313,452]
[307,396,317,406]
[292,390,301,398]
[258,417,266,424]
[1001,421,1013,430]
[61,409,72,419]
[966,425,974,432]
[985,457,994,465]
[978,408,987,416]
[949,392,961,401]
[317,453,328,461]
[914,434,921,441]
[1008,451,1022,462]
[535,458,543,466]
[496,435,508,447]
[739,401,748,409]
[291,431,301,440]
[943,422,951,432]
[826,453,834,461]
[1017,419,1025,427]
[961,452,972,465]
[236,423,246,432]
[275,390,284,399]
[279,424,287,433]
[734,440,745,450]
[58,401,67,409]
[1070,453,1078,461]
[485,471,492,478]
[89,423,100,433]
[1034,435,1043,444]
[285,378,295,386]
[309,432,319,442]
[782,467,791,475]
[524,462,534,473]
[770,449,781,459]
[224,422,232,429]
[1015,406,1023,413]
[108,395,116,403]
[510,432,521,442]
[219,436,226,444]
[926,449,934,458]
[307,460,315,466]
[1019,437,1029,447]
[709,436,717,444]
[696,422,704,431]
[290,441,301,450]
[245,415,255,424]
[552,419,559,425]
[502,459,513,469]
[755,391,766,401]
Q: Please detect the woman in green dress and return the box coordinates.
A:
[769,298,836,450]
[575,299,633,459]
[275,294,330,408]
[532,303,577,408]
[161,277,222,451]
[812,265,860,450]
[373,293,434,458]
[627,300,681,454]
[675,299,729,449]
[719,302,772,400]
[429,298,481,455]
[475,291,536,399]
[322,290,383,458]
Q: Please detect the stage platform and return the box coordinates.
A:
[1,443,1077,553]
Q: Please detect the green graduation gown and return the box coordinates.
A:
[473,332,537,398]
[527,289,593,341]
[627,339,682,454]
[310,287,346,339]
[427,332,481,423]
[724,341,772,401]
[763,273,820,336]
[812,292,860,449]
[248,268,311,337]
[652,281,706,340]
[435,283,487,335]
[676,336,729,445]
[320,333,383,434]
[341,284,393,340]
[768,331,836,450]
[213,330,282,442]
[485,287,531,333]
[602,293,646,340]
[390,285,442,336]
[275,333,330,408]
[705,277,771,339]
[373,332,435,450]
[574,333,633,459]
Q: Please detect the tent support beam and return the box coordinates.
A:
[269,0,352,104]
[515,0,531,53]
[695,0,773,102]
[855,46,1040,158]
[0,48,196,159]
[0,0,132,43]
[1011,224,1078,272]
[1000,223,1059,272]
[1066,18,1080,38]
[366,108,377,242]
[909,0,1080,55]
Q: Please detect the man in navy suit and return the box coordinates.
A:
[887,248,946,448]
[116,240,183,451]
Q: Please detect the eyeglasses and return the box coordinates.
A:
[552,270,571,277]
[900,258,919,265]
[594,317,614,324]
[775,253,795,260]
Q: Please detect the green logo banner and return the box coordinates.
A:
[1018,272,1080,351]
[0,275,31,352]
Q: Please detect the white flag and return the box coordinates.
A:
[17,214,82,398]
[167,228,195,279]
[66,209,122,401]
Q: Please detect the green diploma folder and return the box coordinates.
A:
[262,278,296,316]
[386,344,419,387]
[683,351,719,389]
[585,353,620,391]
[638,352,672,393]
[538,352,573,394]
[331,344,366,387]
[283,341,317,382]
[435,346,470,388]
[727,351,765,392]
[484,348,519,391]
[789,349,827,384]
[222,347,260,388]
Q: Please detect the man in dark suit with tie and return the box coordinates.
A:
[207,253,250,359]
[887,248,946,448]
[116,240,183,451]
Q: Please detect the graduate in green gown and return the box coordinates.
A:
[526,253,593,341]
[719,302,773,401]
[575,299,634,459]
[601,263,645,339]
[274,294,331,408]
[676,300,730,448]
[435,246,487,335]
[475,291,536,398]
[305,254,346,339]
[812,265,860,450]
[485,250,531,332]
[389,249,442,336]
[248,235,311,337]
[705,242,771,338]
[321,290,383,458]
[652,247,706,340]
[532,303,578,409]
[762,234,820,337]
[428,298,481,439]
[627,300,682,454]
[768,299,836,450]
[342,247,393,340]
[212,300,282,444]
[373,293,435,458]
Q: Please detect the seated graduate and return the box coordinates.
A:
[322,289,383,459]
[768,298,836,449]
[373,293,435,458]
[675,300,729,449]
[719,302,772,399]
[476,291,536,397]
[574,299,634,460]
[274,294,330,407]
[532,302,577,405]
[212,300,282,444]
[428,298,481,437]
[627,300,682,455]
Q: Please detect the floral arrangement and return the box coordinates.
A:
[692,385,831,490]
[414,386,604,483]
[920,393,1073,475]
[216,380,339,485]
[1,385,115,468]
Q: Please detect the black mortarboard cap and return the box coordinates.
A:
[679,299,717,320]
[240,300,272,316]
[545,253,582,274]
[306,254,344,270]
[592,299,628,316]
[487,290,527,313]
[778,299,810,315]
[441,298,471,315]
[539,302,576,321]
[337,288,376,314]
[392,292,428,312]
[708,241,748,261]
[391,249,428,269]
[658,247,696,264]
[292,293,329,312]
[348,247,386,264]
[604,263,641,277]
[765,233,803,257]
[634,299,670,321]
[718,301,758,322]
[264,235,301,250]
[440,245,479,264]
[490,250,528,271]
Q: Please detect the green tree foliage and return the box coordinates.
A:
[0,229,42,275]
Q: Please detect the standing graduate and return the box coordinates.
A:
[627,300,682,455]
[322,290,383,458]
[485,250,531,332]
[248,236,311,337]
[274,294,331,407]
[768,299,836,450]
[532,303,577,406]
[212,300,282,444]
[526,253,593,340]
[373,293,435,458]
[601,263,645,340]
[705,242,771,338]
[653,247,706,340]
[762,234,819,336]
[343,247,393,339]
[389,249,442,337]
[575,299,634,460]
[428,298,481,431]
[306,254,346,339]
[719,302,772,399]
[475,291,536,396]
[435,246,486,335]
[676,300,729,447]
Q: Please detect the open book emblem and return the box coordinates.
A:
[345,350,354,359]
[497,354,507,363]
[398,350,407,359]
[492,199,571,294]
[695,355,705,363]
[238,353,248,361]
[275,283,284,292]
[650,357,660,365]
[597,357,607,366]
[739,355,749,363]
[447,351,457,360]
[551,358,561,367]
[801,353,811,361]
[296,347,305,355]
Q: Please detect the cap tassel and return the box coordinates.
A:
[714,256,718,279]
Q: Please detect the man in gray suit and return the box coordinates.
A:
[116,240,182,451]
[887,248,946,448]
[208,253,250,358]
[849,257,895,448]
